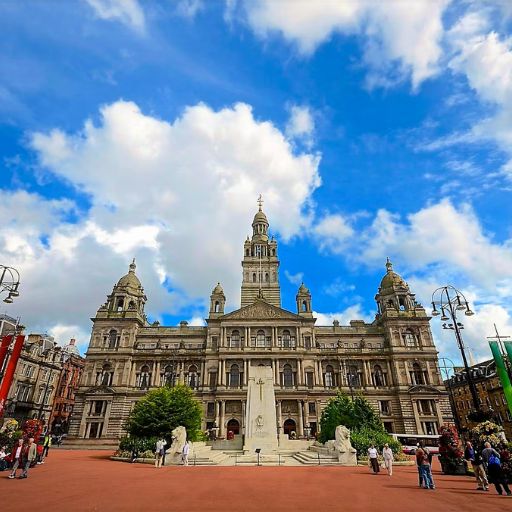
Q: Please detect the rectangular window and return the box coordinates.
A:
[418,399,435,415]
[308,402,316,415]
[379,400,391,415]
[383,421,394,433]
[209,372,217,388]
[306,372,314,389]
[87,422,103,439]
[207,402,215,416]
[305,336,312,350]
[421,421,438,435]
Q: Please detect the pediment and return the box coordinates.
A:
[408,385,442,395]
[221,299,303,321]
[84,386,116,395]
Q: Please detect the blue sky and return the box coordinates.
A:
[1,0,512,363]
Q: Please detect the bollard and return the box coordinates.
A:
[318,452,321,466]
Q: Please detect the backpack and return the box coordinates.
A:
[488,453,501,467]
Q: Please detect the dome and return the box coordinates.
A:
[297,282,310,295]
[62,338,80,357]
[379,258,408,291]
[212,282,224,295]
[252,209,269,226]
[117,259,141,289]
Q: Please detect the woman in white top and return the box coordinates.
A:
[382,443,394,476]
[368,445,380,474]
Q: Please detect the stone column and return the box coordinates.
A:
[425,360,434,385]
[316,360,322,386]
[434,400,444,432]
[295,326,300,348]
[316,400,322,431]
[272,326,277,348]
[154,361,160,386]
[303,400,309,434]
[411,399,422,434]
[215,400,220,430]
[275,359,280,386]
[298,400,304,437]
[297,359,303,386]
[219,400,226,437]
[277,400,282,432]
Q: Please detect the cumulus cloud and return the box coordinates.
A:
[240,0,450,89]
[314,304,373,326]
[1,100,322,348]
[85,0,145,32]
[312,213,354,254]
[285,104,315,146]
[284,270,304,286]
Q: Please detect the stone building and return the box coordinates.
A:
[68,204,452,447]
[447,360,512,440]
[48,339,85,434]
[6,334,62,425]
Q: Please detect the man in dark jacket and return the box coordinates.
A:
[465,441,488,491]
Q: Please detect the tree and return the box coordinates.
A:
[124,385,202,442]
[319,391,401,455]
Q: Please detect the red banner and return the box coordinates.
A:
[0,334,25,418]
[0,335,13,372]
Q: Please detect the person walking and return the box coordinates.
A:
[368,444,380,474]
[40,432,52,463]
[482,442,511,496]
[382,443,394,476]
[416,442,435,490]
[464,441,488,491]
[0,445,9,471]
[19,437,37,479]
[182,440,190,466]
[8,439,24,479]
[155,438,166,468]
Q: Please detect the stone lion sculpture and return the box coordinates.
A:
[167,426,187,464]
[325,425,357,466]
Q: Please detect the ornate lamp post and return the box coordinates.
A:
[438,357,462,432]
[0,265,20,303]
[431,285,490,422]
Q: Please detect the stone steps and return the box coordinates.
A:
[292,451,340,465]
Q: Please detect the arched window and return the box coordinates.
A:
[404,329,416,347]
[245,249,249,256]
[373,365,385,387]
[229,364,240,388]
[302,301,308,312]
[265,273,269,282]
[138,365,151,389]
[399,297,406,311]
[188,365,198,388]
[252,273,257,283]
[283,364,294,388]
[98,364,113,386]
[256,330,266,348]
[214,301,220,313]
[128,301,136,309]
[108,329,118,349]
[348,366,360,388]
[282,330,291,348]
[411,363,424,385]
[162,365,175,387]
[116,298,124,311]
[230,330,241,348]
[324,365,334,388]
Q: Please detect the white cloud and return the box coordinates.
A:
[2,100,321,345]
[314,304,372,326]
[285,105,315,145]
[46,324,91,352]
[176,0,203,18]
[85,0,145,32]
[312,213,354,254]
[240,0,451,89]
[284,270,304,286]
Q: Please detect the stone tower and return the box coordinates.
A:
[240,199,281,307]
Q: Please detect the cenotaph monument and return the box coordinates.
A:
[244,364,278,453]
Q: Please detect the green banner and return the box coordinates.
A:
[489,341,512,418]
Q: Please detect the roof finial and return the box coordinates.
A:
[385,257,393,273]
[129,258,136,273]
[257,193,263,211]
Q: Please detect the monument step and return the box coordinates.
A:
[292,451,340,465]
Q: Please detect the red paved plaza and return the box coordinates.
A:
[1,450,510,511]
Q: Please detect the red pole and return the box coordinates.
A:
[0,335,13,371]
[0,334,25,418]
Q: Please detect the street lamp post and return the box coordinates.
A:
[438,357,462,432]
[0,265,20,304]
[431,285,488,422]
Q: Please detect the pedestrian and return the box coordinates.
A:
[182,440,190,466]
[482,442,511,496]
[155,438,166,468]
[382,443,394,476]
[0,445,8,471]
[8,439,24,479]
[464,441,488,491]
[416,442,435,490]
[19,437,37,479]
[40,432,52,464]
[499,443,512,487]
[368,444,380,474]
[415,444,424,487]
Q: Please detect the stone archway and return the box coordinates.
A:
[283,418,296,436]
[227,418,240,435]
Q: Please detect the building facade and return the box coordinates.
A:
[48,339,85,434]
[447,360,512,440]
[68,205,452,446]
